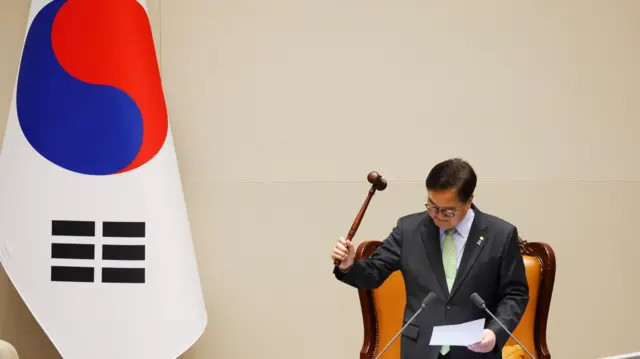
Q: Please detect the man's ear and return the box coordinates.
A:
[467,194,474,206]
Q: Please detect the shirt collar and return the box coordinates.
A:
[439,206,475,238]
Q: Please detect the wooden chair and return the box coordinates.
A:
[354,237,556,359]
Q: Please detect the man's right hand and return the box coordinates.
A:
[331,236,355,271]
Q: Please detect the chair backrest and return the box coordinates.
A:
[354,237,556,359]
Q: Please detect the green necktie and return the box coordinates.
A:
[440,228,457,355]
[442,228,457,291]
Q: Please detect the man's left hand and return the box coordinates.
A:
[467,329,496,353]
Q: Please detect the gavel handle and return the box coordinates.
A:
[334,186,377,267]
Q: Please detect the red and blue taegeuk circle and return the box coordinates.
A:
[17,0,168,175]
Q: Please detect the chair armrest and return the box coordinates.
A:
[503,344,525,359]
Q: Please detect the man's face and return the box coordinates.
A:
[425,188,473,229]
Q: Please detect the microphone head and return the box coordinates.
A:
[470,293,486,309]
[422,292,437,307]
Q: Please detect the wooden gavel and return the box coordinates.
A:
[334,171,388,266]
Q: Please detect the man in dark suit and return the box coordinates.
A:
[331,158,529,359]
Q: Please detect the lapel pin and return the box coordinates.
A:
[477,236,484,246]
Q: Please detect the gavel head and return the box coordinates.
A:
[367,171,387,191]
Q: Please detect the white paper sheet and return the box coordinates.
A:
[429,318,485,346]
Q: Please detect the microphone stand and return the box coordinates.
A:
[478,306,536,359]
[374,300,427,359]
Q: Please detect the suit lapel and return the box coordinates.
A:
[421,218,449,297]
[449,207,488,298]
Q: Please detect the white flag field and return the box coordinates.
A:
[0,0,207,358]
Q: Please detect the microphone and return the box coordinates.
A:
[374,292,437,359]
[469,293,536,359]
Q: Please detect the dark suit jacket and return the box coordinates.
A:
[334,204,529,359]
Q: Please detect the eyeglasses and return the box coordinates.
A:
[424,202,457,218]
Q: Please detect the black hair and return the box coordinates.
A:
[425,158,477,203]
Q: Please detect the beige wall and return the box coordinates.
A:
[1,0,640,358]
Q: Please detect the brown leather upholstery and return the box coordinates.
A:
[354,237,555,359]
[506,255,541,356]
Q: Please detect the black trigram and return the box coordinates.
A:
[50,220,145,284]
